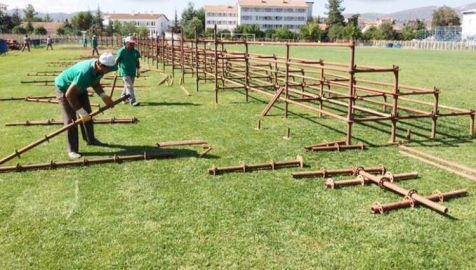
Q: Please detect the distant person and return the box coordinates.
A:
[46,36,53,50]
[21,34,31,52]
[116,36,141,106]
[82,36,88,48]
[91,35,99,56]
[54,52,118,159]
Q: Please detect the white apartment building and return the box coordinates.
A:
[462,9,476,40]
[205,0,314,33]
[0,3,8,12]
[205,5,238,31]
[103,13,170,37]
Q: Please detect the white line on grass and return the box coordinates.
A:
[66,179,80,219]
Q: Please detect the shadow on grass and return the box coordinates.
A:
[82,143,220,159]
[140,101,201,107]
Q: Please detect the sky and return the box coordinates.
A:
[2,0,476,18]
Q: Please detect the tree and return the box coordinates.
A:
[347,14,359,27]
[138,26,149,37]
[377,22,395,40]
[44,13,53,22]
[93,6,104,34]
[0,11,14,33]
[342,24,361,40]
[326,0,345,26]
[432,6,460,27]
[113,19,122,34]
[121,21,137,36]
[264,29,276,39]
[56,27,66,35]
[416,19,426,30]
[105,21,114,35]
[243,24,264,38]
[233,25,244,35]
[11,9,21,27]
[299,22,322,41]
[181,2,196,26]
[12,26,27,34]
[274,27,294,40]
[173,8,180,32]
[23,4,38,22]
[328,25,344,40]
[196,8,205,29]
[71,11,94,31]
[25,21,34,33]
[362,26,378,40]
[185,17,203,38]
[401,25,415,40]
[34,26,47,35]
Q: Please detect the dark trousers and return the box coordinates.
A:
[46,44,53,50]
[21,43,30,52]
[92,47,99,56]
[55,88,95,153]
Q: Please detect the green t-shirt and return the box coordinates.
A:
[55,60,103,96]
[116,47,141,77]
[91,37,98,48]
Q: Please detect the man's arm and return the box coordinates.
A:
[92,80,114,108]
[65,84,91,122]
[136,59,141,78]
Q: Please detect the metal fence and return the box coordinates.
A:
[358,40,476,51]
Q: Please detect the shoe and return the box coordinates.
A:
[68,152,82,159]
[121,101,126,105]
[87,139,107,146]
[131,101,141,106]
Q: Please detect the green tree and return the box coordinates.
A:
[401,25,415,40]
[120,21,137,36]
[44,13,53,22]
[23,4,38,22]
[93,6,104,33]
[326,0,345,26]
[185,17,203,38]
[432,6,460,27]
[416,19,426,30]
[181,2,195,25]
[12,25,27,34]
[342,24,361,40]
[233,25,244,35]
[299,22,322,41]
[0,11,15,33]
[25,21,34,33]
[138,26,149,37]
[33,26,47,35]
[264,29,276,39]
[105,21,114,35]
[362,26,378,40]
[377,22,395,40]
[71,11,94,31]
[113,19,122,34]
[328,24,344,40]
[274,27,294,40]
[56,26,66,35]
[173,8,180,32]
[11,9,21,27]
[196,8,205,29]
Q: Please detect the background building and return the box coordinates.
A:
[205,5,238,32]
[462,9,476,40]
[205,0,314,33]
[103,12,170,37]
[0,3,8,12]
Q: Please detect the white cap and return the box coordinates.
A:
[125,36,136,44]
[99,52,116,67]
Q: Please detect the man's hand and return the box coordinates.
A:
[77,108,92,123]
[100,92,114,108]
[136,68,141,78]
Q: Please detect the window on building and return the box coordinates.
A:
[285,8,294,12]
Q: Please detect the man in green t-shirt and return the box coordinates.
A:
[82,36,88,48]
[116,36,141,106]
[91,35,99,56]
[54,52,118,159]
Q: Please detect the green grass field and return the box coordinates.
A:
[1,44,476,269]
